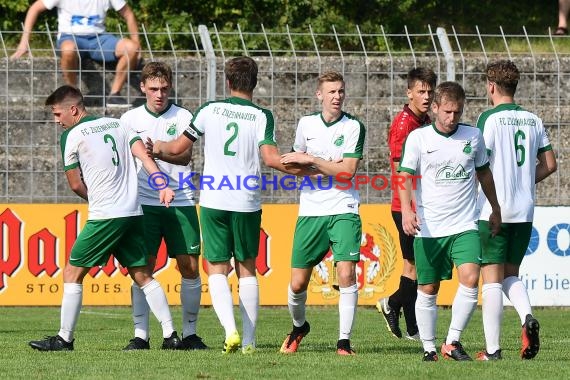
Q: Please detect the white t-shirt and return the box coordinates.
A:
[399,123,488,238]
[121,103,196,207]
[293,112,365,216]
[43,0,126,35]
[61,115,142,220]
[184,97,277,212]
[476,103,552,222]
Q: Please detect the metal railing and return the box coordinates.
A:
[0,24,568,205]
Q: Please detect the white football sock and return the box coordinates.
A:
[338,284,358,340]
[58,283,83,342]
[446,284,478,344]
[208,273,237,337]
[181,277,202,337]
[503,276,532,325]
[482,283,503,354]
[239,276,259,347]
[141,279,175,338]
[131,283,150,341]
[416,289,437,352]
[287,285,307,328]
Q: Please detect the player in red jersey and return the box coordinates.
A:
[377,68,437,341]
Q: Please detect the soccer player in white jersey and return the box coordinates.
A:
[29,85,181,351]
[279,71,366,355]
[120,62,206,351]
[398,82,501,361]
[475,60,557,361]
[149,56,311,354]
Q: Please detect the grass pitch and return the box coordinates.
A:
[0,306,568,379]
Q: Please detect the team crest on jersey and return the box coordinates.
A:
[166,124,177,135]
[462,141,472,154]
[309,225,397,299]
[334,135,345,146]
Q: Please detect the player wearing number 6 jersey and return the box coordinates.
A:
[149,56,312,354]
[476,60,557,361]
[29,85,181,352]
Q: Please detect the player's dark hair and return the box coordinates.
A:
[141,61,172,86]
[317,71,344,89]
[434,81,465,105]
[225,56,258,92]
[407,67,437,89]
[486,60,520,96]
[45,85,84,108]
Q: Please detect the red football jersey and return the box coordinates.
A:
[388,104,430,211]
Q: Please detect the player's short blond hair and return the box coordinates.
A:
[317,71,344,89]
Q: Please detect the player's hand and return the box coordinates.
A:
[146,137,163,159]
[401,209,420,236]
[159,188,175,207]
[488,208,502,237]
[281,152,313,165]
[10,43,29,60]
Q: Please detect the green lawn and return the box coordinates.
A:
[0,306,568,379]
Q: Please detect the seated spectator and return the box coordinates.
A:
[11,0,140,107]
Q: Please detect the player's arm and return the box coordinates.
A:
[397,171,420,236]
[132,139,174,206]
[280,152,360,178]
[65,168,88,201]
[261,144,316,176]
[117,3,140,47]
[535,149,557,184]
[148,133,194,164]
[476,167,502,236]
[10,0,47,59]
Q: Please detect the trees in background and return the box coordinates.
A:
[1,0,556,51]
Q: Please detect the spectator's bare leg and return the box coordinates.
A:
[112,38,140,95]
[559,0,570,29]
[59,40,79,87]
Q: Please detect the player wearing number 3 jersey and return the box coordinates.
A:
[476,60,557,361]
[29,85,180,352]
[149,56,313,354]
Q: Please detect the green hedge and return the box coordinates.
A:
[1,0,558,51]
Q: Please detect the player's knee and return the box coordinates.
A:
[116,39,139,57]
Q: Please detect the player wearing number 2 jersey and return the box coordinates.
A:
[476,60,557,361]
[149,56,312,354]
[29,85,181,352]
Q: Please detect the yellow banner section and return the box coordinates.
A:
[0,204,461,306]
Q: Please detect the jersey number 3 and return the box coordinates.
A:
[104,134,120,166]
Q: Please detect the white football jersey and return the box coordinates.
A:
[184,97,276,212]
[60,115,142,220]
[121,103,196,207]
[476,103,552,222]
[293,112,365,216]
[399,123,488,237]
[43,0,126,35]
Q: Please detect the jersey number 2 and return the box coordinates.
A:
[104,134,120,166]
[224,122,238,156]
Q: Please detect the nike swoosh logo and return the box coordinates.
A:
[349,252,360,256]
[190,244,200,250]
[136,130,145,134]
[427,149,439,153]
[307,137,316,141]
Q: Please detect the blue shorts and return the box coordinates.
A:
[57,33,119,63]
